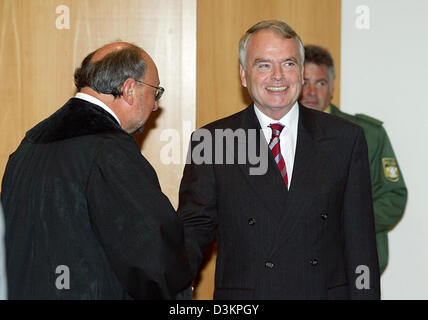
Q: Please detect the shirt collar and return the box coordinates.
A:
[74,92,121,125]
[253,101,299,130]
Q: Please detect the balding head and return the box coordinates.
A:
[91,42,134,62]
[91,42,154,65]
[74,41,161,134]
[74,41,154,98]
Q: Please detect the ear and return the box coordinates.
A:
[121,78,137,105]
[239,65,247,88]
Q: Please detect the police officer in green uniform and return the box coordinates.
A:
[299,45,408,274]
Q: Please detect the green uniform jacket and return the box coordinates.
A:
[330,104,407,273]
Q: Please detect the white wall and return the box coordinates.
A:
[341,0,428,299]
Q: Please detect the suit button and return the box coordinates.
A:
[265,261,274,269]
[321,212,328,220]
[248,218,256,225]
[310,259,318,266]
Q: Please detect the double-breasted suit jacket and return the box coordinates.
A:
[178,103,380,299]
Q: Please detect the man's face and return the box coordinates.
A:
[129,60,160,134]
[240,29,304,119]
[300,62,333,112]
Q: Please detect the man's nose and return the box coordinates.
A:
[306,83,317,96]
[272,64,284,80]
[153,100,159,112]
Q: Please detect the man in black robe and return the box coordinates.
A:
[1,42,192,299]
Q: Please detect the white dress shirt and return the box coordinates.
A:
[75,92,121,125]
[254,102,299,189]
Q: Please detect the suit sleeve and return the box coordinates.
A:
[177,131,218,277]
[343,127,380,299]
[86,138,192,299]
[0,204,6,299]
[371,127,408,233]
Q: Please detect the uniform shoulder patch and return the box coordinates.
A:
[382,158,400,182]
[355,113,383,126]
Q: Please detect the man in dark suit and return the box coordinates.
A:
[1,42,192,299]
[299,45,407,274]
[178,20,380,299]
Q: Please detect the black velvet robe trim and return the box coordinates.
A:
[26,98,123,143]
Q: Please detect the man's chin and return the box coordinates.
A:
[132,124,145,135]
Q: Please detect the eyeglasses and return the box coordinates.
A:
[135,80,165,101]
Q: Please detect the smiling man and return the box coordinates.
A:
[178,20,380,299]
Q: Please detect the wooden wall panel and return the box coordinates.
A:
[195,0,341,299]
[0,0,196,209]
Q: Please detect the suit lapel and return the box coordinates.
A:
[269,105,331,255]
[232,105,289,223]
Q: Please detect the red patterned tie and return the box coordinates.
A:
[269,123,288,187]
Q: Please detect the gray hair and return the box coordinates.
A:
[74,44,146,98]
[239,20,305,70]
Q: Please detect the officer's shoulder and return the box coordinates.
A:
[306,105,363,135]
[354,113,384,127]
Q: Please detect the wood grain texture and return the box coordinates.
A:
[0,0,196,209]
[195,0,341,300]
